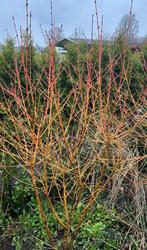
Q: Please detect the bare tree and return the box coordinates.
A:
[117,13,139,43]
[48,25,64,44]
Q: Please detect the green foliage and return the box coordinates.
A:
[0,37,16,88]
[142,43,147,60]
[0,37,15,62]
[65,42,87,65]
[129,52,145,99]
[1,177,124,250]
[73,204,123,250]
[0,174,48,249]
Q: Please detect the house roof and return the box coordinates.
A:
[57,37,112,47]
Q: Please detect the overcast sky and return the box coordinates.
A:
[0,0,146,46]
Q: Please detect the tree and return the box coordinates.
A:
[0,37,16,88]
[117,13,139,43]
[48,25,64,44]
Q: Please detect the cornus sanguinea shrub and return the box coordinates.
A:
[0,0,147,249]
